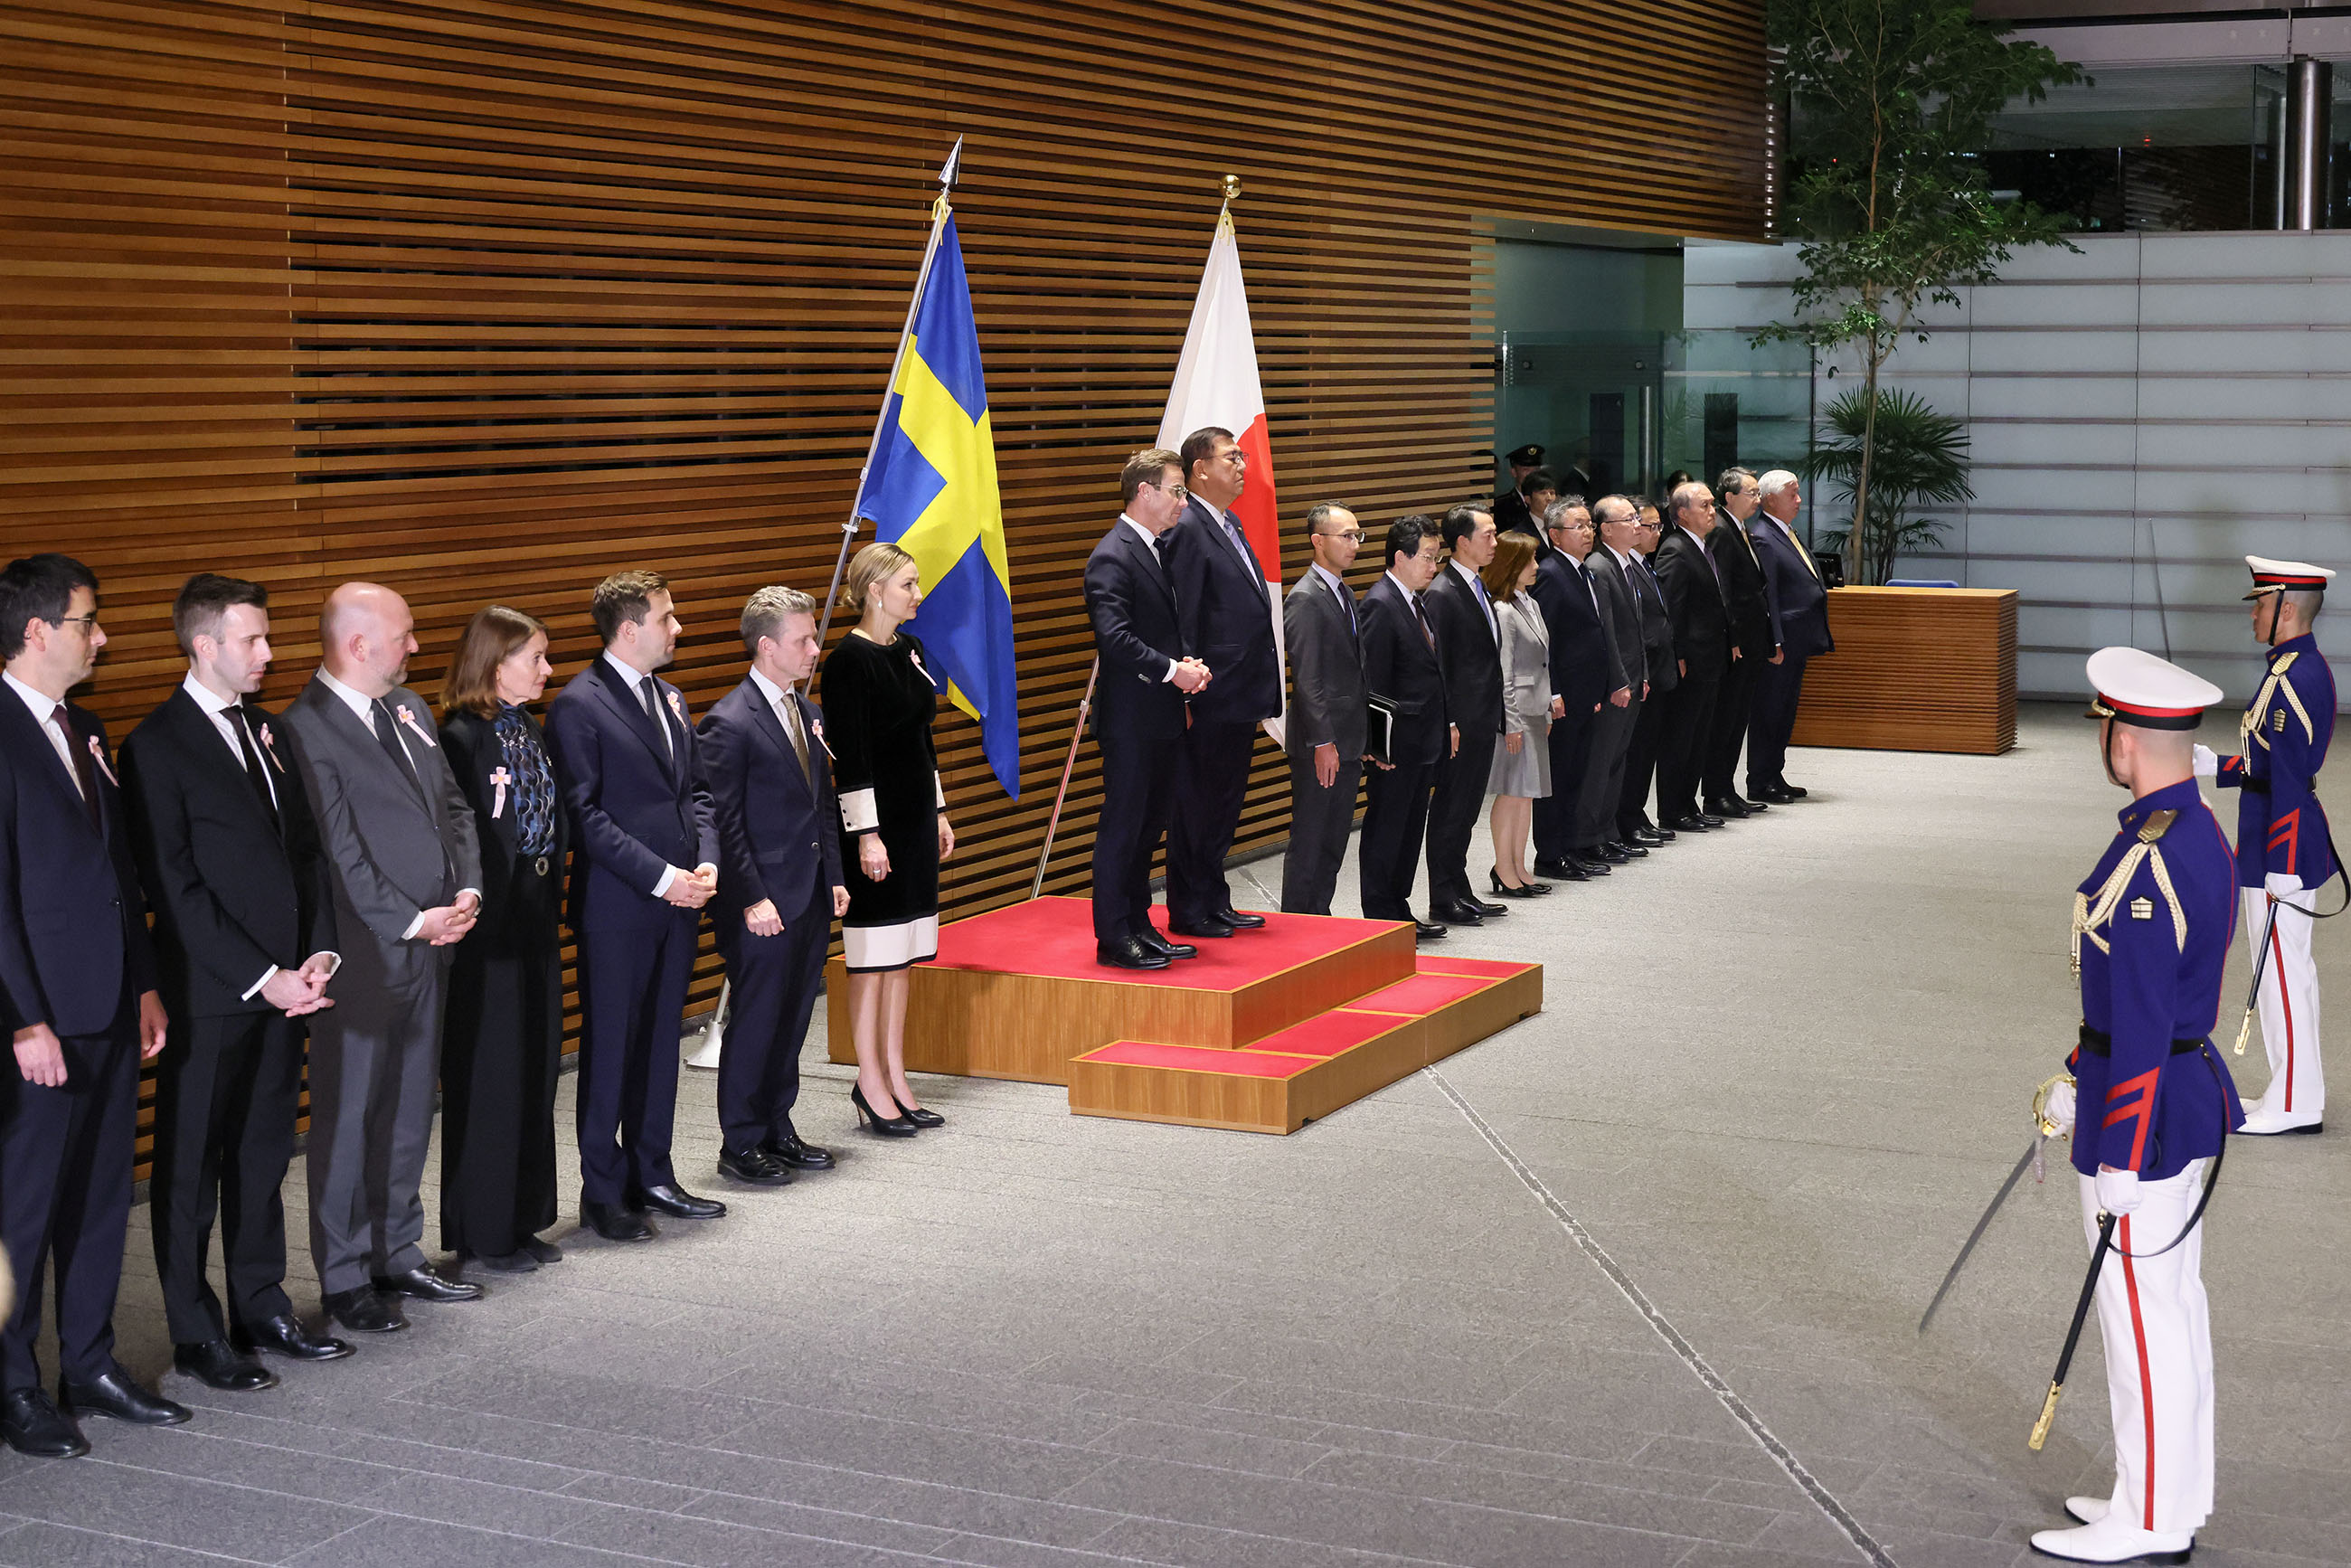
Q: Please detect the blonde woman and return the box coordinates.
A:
[1484,532,1556,894]
[821,543,956,1136]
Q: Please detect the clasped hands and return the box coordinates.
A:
[260,952,338,1017]
[1171,657,1212,694]
[416,888,486,940]
[661,865,717,911]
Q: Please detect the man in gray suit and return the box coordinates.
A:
[1280,503,1368,916]
[1581,496,1649,862]
[282,583,484,1335]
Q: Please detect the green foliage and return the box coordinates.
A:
[1808,386,1971,585]
[1757,0,2080,579]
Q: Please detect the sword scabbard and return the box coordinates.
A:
[2027,1381,2063,1451]
[2233,1011,2253,1057]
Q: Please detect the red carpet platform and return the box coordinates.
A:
[824,897,1542,1133]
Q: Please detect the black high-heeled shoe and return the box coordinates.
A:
[851,1084,919,1138]
[1487,868,1540,900]
[898,1103,945,1129]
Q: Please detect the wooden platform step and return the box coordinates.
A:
[1067,958,1543,1134]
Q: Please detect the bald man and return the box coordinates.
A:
[281,584,483,1336]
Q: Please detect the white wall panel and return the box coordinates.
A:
[1696,233,2351,703]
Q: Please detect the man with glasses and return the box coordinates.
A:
[1161,428,1281,939]
[0,554,184,1456]
[1086,448,1213,967]
[1653,483,1734,834]
[1614,503,1678,845]
[1280,502,1368,916]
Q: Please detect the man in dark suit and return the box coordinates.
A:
[122,574,351,1393]
[1653,483,1734,834]
[1160,427,1280,939]
[283,582,484,1335]
[1492,463,1555,541]
[1280,502,1367,916]
[1702,468,1783,819]
[1422,504,1508,926]
[1610,505,1678,845]
[1747,470,1832,801]
[1584,497,1651,863]
[1085,449,1213,968]
[547,570,725,1242]
[1358,517,1452,940]
[0,554,184,1457]
[1529,501,1632,879]
[700,586,851,1186]
[1491,443,1544,532]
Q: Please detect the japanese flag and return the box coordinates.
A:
[1158,208,1285,746]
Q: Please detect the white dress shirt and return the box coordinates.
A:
[186,673,343,997]
[601,651,706,898]
[316,667,478,936]
[1119,514,1180,683]
[1449,559,1499,641]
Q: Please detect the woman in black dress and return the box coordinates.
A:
[823,543,957,1136]
[438,606,568,1271]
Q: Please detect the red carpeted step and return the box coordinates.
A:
[1344,971,1494,1016]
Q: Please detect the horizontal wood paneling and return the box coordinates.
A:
[1792,588,2021,755]
[4,0,1762,1175]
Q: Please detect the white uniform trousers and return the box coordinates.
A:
[2077,1160,2214,1536]
[2241,885,2324,1117]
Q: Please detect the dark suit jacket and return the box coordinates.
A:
[1283,568,1366,760]
[1162,496,1280,725]
[698,676,843,932]
[1360,575,1449,767]
[0,689,156,1037]
[440,705,571,936]
[122,686,335,1019]
[1588,548,1648,693]
[1424,562,1505,736]
[1491,490,1538,539]
[1619,551,1678,694]
[1750,515,1834,661]
[1084,521,1187,743]
[1655,525,1731,679]
[1709,516,1781,661]
[545,656,719,934]
[1529,553,1625,713]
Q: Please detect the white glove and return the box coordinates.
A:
[2095,1167,2141,1216]
[2265,871,2304,899]
[2038,1078,2076,1138]
[2192,743,2218,778]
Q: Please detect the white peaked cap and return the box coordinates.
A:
[2244,555,2337,599]
[2086,647,2224,731]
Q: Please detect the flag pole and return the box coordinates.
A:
[815,137,964,663]
[1028,656,1100,899]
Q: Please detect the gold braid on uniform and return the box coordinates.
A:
[2243,651,2308,751]
[2071,809,2186,975]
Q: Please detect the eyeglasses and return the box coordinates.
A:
[1152,482,1191,500]
[1319,530,1366,543]
[48,614,99,633]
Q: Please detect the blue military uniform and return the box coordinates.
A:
[2035,647,2237,1563]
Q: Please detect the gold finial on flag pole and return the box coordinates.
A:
[1222,173,1241,202]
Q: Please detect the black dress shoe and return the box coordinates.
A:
[1533,856,1589,881]
[372,1264,483,1303]
[1642,825,1676,843]
[521,1235,564,1265]
[1096,936,1170,970]
[762,1133,836,1170]
[1470,897,1508,917]
[1570,855,1612,876]
[173,1339,277,1393]
[1699,811,1726,827]
[581,1200,656,1242]
[1670,814,1714,833]
[324,1286,407,1334]
[1704,796,1751,819]
[1216,907,1268,929]
[1433,900,1483,926]
[234,1313,355,1362]
[1589,844,1631,864]
[630,1184,725,1220]
[1753,784,1797,805]
[61,1369,192,1427]
[1137,930,1197,960]
[718,1146,793,1186]
[1,1389,87,1458]
[1412,919,1448,940]
[1778,782,1808,799]
[467,1250,539,1272]
[1605,839,1648,859]
[1166,915,1235,940]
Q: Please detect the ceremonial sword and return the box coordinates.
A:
[2234,893,2281,1056]
[2030,1210,2117,1450]
[1917,1134,2044,1335]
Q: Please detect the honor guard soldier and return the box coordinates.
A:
[2033,647,2242,1565]
[1491,444,1544,535]
[2195,555,2336,1135]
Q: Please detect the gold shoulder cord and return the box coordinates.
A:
[2243,652,2303,751]
[2071,811,2186,974]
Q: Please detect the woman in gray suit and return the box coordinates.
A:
[1485,533,1558,896]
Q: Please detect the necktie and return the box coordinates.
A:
[635,676,672,761]
[1224,515,1269,605]
[371,698,426,799]
[778,693,813,786]
[1788,524,1822,581]
[1338,580,1356,635]
[53,702,99,829]
[231,704,279,831]
[1412,592,1435,650]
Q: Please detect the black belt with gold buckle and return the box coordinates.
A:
[2076,1023,2205,1057]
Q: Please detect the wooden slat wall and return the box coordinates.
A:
[5,0,1763,1163]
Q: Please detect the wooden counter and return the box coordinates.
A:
[1789,587,2018,755]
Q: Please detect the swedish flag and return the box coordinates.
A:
[852,213,1019,798]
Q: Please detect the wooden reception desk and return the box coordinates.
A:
[1789,586,2018,755]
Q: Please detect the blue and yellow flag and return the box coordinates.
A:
[852,213,1019,798]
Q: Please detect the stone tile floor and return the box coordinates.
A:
[3,704,2342,1565]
